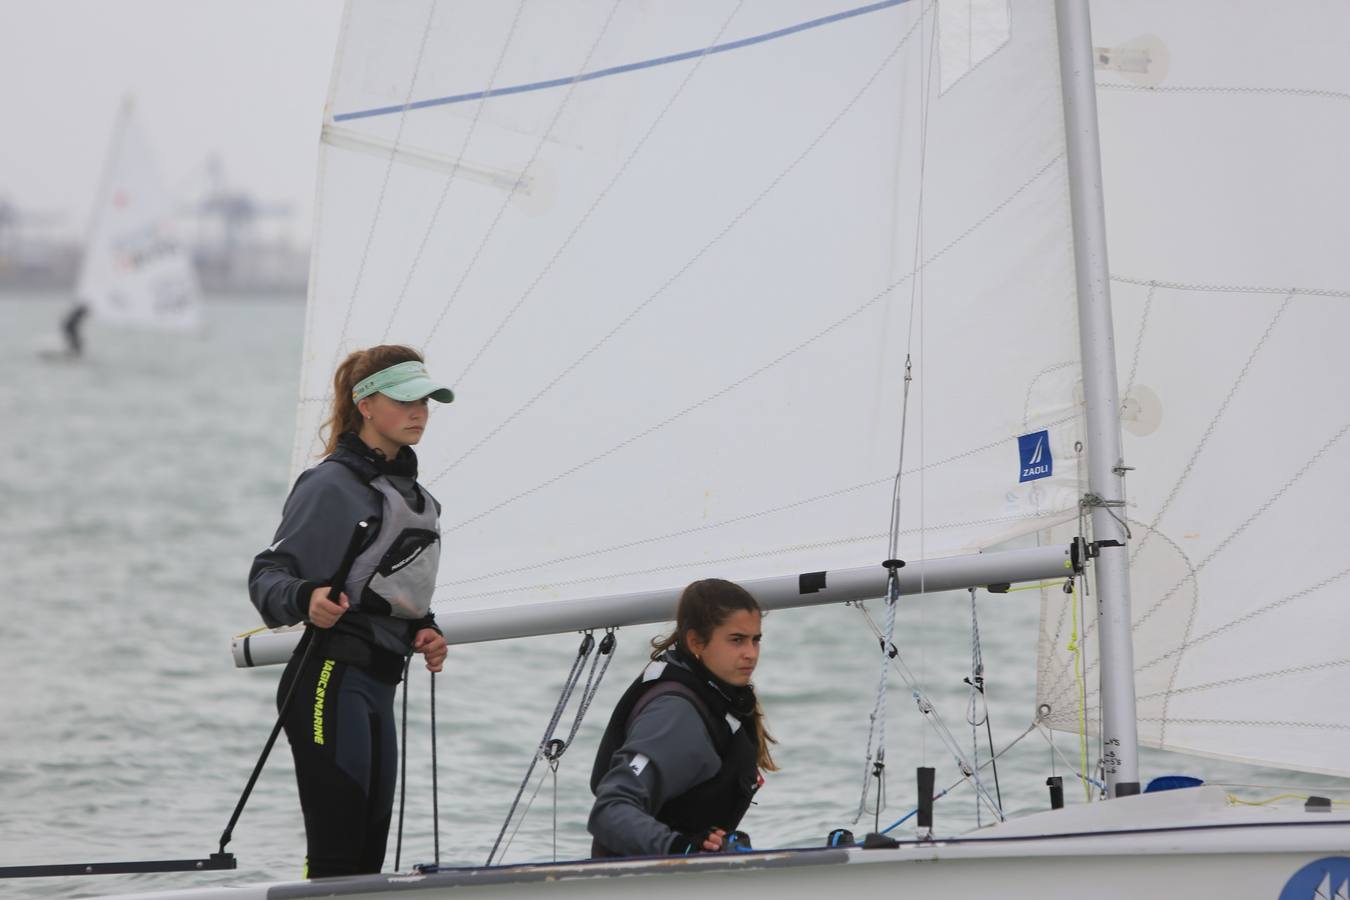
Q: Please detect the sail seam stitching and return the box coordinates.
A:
[425,4,937,490]
[435,151,1063,529]
[422,0,626,349]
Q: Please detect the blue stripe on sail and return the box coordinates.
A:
[332,0,912,123]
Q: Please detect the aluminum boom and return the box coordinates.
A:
[233,544,1078,668]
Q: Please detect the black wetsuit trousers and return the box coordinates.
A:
[278,646,398,879]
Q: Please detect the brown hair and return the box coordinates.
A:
[319,344,425,456]
[651,578,779,772]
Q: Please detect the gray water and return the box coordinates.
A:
[2,295,1344,898]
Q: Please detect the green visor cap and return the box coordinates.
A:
[352,360,455,404]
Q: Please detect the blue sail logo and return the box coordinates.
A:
[1018,430,1053,483]
[1280,857,1350,899]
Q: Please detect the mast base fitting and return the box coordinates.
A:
[881,559,906,571]
[1114,781,1141,797]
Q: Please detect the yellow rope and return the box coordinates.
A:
[233,626,271,639]
[1066,580,1090,801]
[997,581,1062,593]
[1226,792,1350,807]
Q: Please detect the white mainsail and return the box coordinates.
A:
[1036,1,1350,778]
[77,98,203,332]
[299,0,1083,618]
[92,2,1350,898]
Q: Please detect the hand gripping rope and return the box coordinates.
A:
[486,629,617,866]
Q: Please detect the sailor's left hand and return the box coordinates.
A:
[414,628,448,673]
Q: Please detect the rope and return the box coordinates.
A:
[394,656,412,871]
[876,721,1037,836]
[485,630,616,866]
[964,588,1002,821]
[495,766,550,865]
[852,604,1004,823]
[558,631,618,752]
[1033,721,1106,792]
[860,2,942,802]
[430,670,440,867]
[1063,579,1091,802]
[1226,792,1350,808]
[854,570,901,828]
[856,350,916,827]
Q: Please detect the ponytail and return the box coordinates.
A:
[319,344,424,456]
[652,579,780,772]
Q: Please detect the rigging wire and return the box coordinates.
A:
[855,352,914,827]
[855,2,943,811]
[964,587,1003,823]
[1033,721,1106,792]
[486,630,616,866]
[852,602,1004,823]
[877,721,1037,836]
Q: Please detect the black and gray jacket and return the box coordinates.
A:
[588,649,760,857]
[248,432,442,681]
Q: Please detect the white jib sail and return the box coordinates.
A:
[1036,0,1350,778]
[76,98,203,332]
[298,1,1081,618]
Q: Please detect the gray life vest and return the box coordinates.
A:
[342,475,441,620]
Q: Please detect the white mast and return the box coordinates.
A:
[1055,0,1140,797]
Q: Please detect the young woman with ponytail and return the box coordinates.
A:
[248,344,453,878]
[588,578,778,857]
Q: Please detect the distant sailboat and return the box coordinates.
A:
[58,96,203,352]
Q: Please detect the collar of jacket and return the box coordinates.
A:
[665,646,758,721]
[331,431,420,481]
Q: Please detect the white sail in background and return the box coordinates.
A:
[77,98,203,332]
[1036,1,1350,778]
[299,0,1082,614]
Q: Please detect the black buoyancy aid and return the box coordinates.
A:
[590,654,760,855]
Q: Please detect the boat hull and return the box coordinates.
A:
[102,819,1350,900]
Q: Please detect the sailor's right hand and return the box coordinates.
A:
[670,827,726,854]
[308,586,350,628]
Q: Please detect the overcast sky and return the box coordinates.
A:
[0,1,343,242]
